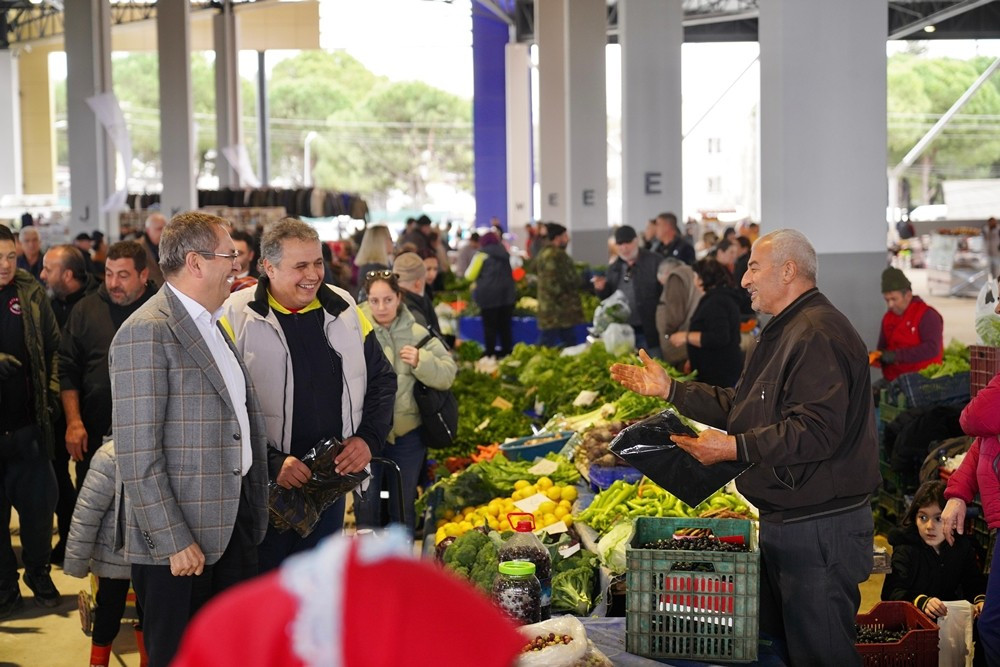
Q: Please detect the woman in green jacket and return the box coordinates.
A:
[357,270,457,531]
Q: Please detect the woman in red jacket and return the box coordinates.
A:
[942,328,1000,665]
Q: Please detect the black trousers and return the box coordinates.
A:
[481,304,514,357]
[759,504,874,667]
[51,416,76,549]
[0,425,57,586]
[131,479,258,667]
[92,576,144,646]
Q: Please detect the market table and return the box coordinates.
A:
[580,617,789,667]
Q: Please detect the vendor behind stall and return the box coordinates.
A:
[876,267,943,382]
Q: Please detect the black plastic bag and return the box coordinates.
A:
[609,410,751,508]
[268,437,371,537]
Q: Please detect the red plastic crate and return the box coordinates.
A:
[856,601,938,667]
[970,345,1000,398]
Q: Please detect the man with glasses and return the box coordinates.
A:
[110,212,270,667]
[592,225,663,356]
[222,218,396,570]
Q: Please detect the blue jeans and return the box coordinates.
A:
[354,429,425,532]
[980,539,1000,665]
[538,327,577,349]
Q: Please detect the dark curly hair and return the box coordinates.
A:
[693,258,733,290]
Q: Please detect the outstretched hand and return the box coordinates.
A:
[609,348,672,400]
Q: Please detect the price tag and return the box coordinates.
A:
[544,521,569,535]
[475,418,491,432]
[513,492,550,514]
[528,459,559,476]
[572,390,599,407]
[557,542,581,558]
[491,396,513,410]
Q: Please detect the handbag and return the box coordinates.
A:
[412,332,459,448]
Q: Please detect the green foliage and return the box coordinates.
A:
[919,339,971,379]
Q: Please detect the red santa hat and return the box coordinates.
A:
[173,527,525,667]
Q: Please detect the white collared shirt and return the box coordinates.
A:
[167,282,253,475]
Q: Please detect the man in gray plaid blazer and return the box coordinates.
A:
[110,212,268,667]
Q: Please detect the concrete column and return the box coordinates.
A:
[535,0,566,225]
[505,43,532,234]
[158,0,197,216]
[18,48,56,196]
[214,2,242,189]
[257,51,270,185]
[472,6,510,229]
[65,0,113,236]
[759,0,887,345]
[0,52,22,198]
[564,0,608,265]
[620,0,682,229]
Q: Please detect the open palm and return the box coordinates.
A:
[610,348,671,399]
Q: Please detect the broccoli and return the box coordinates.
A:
[442,530,490,573]
[470,542,499,593]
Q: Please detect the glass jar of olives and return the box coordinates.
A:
[492,560,541,625]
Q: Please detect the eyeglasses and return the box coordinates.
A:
[195,251,240,262]
[365,269,395,281]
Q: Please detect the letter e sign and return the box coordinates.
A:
[645,172,662,195]
[583,189,595,206]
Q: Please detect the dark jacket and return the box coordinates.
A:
[687,288,742,388]
[657,237,696,265]
[599,249,662,352]
[140,235,164,288]
[881,527,986,611]
[402,288,441,335]
[669,288,881,522]
[50,274,100,330]
[12,270,61,457]
[469,243,516,310]
[59,281,157,444]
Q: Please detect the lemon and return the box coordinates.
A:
[514,479,530,490]
[435,527,448,544]
[538,500,557,515]
[443,523,460,537]
[560,486,578,502]
[558,499,572,509]
[536,476,554,490]
[562,514,573,526]
[542,513,558,527]
[443,509,456,520]
[554,506,569,519]
[546,487,562,501]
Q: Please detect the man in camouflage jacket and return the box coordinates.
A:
[535,223,584,348]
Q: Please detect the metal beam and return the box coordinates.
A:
[684,9,758,27]
[475,0,514,26]
[888,0,997,40]
[891,54,1000,178]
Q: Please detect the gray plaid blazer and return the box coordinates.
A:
[110,285,268,565]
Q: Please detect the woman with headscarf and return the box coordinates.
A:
[465,231,516,357]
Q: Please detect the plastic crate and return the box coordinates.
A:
[625,517,759,663]
[588,463,643,491]
[895,371,970,408]
[878,390,908,427]
[970,345,1000,398]
[856,601,938,667]
[499,430,573,461]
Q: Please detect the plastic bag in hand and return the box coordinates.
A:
[267,437,370,537]
[590,290,631,336]
[609,409,750,508]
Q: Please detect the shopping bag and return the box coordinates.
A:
[937,600,974,667]
[609,410,751,508]
[975,279,1000,346]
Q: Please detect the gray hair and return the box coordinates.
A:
[158,212,227,277]
[656,257,685,282]
[20,226,40,241]
[260,217,320,266]
[758,228,817,283]
[145,212,167,230]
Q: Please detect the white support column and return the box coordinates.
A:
[760,0,887,345]
[214,2,242,189]
[65,0,113,237]
[620,0,682,228]
[535,0,566,224]
[505,43,532,231]
[0,52,22,198]
[158,0,197,216]
[564,0,608,265]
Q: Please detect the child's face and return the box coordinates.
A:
[916,503,945,549]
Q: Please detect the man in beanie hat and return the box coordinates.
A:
[173,528,526,667]
[876,266,943,382]
[535,223,584,348]
[392,251,441,334]
[592,225,663,356]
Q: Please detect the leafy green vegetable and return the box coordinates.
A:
[442,529,499,593]
[596,521,634,575]
[977,315,1000,347]
[456,340,484,363]
[919,339,970,378]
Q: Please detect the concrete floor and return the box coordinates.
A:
[0,268,975,666]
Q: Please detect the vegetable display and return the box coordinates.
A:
[441,529,501,593]
[918,339,970,378]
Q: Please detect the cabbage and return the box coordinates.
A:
[596,520,634,575]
